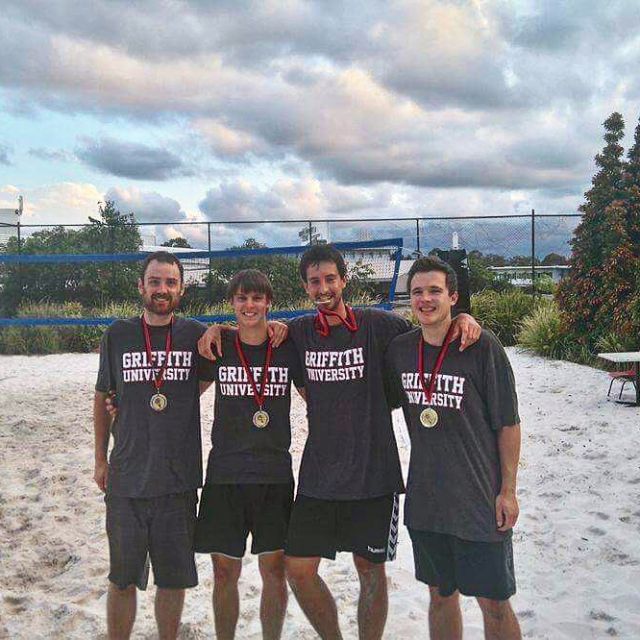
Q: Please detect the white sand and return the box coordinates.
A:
[1,348,640,639]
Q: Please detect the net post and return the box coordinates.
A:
[415,218,420,254]
[388,238,404,305]
[207,222,213,305]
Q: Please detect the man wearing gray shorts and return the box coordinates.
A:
[93,251,210,639]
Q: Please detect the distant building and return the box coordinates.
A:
[489,265,570,287]
[342,248,408,300]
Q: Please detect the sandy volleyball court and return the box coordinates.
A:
[1,348,640,638]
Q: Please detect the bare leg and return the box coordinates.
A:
[353,554,388,640]
[259,551,288,640]
[477,597,521,640]
[155,588,185,640]
[107,583,136,640]
[212,554,242,640]
[285,556,343,639]
[428,586,462,640]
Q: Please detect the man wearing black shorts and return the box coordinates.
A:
[385,256,522,640]
[195,270,304,640]
[94,251,210,639]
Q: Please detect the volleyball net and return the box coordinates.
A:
[0,238,403,327]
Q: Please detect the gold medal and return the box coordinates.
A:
[142,316,173,414]
[236,334,273,431]
[150,393,168,412]
[420,407,438,428]
[253,410,270,429]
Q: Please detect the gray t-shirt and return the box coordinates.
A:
[386,328,520,542]
[288,307,412,500]
[200,332,304,484]
[95,316,207,498]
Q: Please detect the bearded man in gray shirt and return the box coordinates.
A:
[94,251,210,640]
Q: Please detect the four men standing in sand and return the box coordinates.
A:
[93,246,522,639]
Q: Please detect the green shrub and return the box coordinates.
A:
[0,327,30,354]
[517,299,572,359]
[534,275,557,295]
[471,290,536,346]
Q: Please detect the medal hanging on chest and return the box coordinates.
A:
[142,315,173,412]
[235,334,273,429]
[314,305,358,337]
[417,323,456,428]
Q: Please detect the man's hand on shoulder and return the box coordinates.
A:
[451,313,481,351]
[496,490,519,532]
[199,324,226,361]
[267,320,288,347]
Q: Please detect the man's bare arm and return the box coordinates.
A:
[198,324,234,361]
[198,321,290,361]
[93,391,111,493]
[496,423,521,532]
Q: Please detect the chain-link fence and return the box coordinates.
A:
[0,212,581,312]
[0,211,581,258]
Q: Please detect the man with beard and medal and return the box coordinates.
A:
[194,269,304,640]
[199,244,481,640]
[385,256,522,640]
[93,251,211,640]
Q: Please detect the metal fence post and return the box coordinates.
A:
[308,221,313,246]
[531,208,536,297]
[416,218,420,255]
[16,217,22,307]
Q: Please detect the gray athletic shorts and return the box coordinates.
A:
[105,491,198,590]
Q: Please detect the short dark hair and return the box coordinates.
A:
[299,244,347,282]
[407,256,458,294]
[226,269,273,302]
[140,251,184,283]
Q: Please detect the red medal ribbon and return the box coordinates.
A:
[141,315,173,394]
[235,334,273,411]
[314,305,358,337]
[418,322,457,403]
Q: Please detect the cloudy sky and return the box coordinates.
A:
[1,0,639,248]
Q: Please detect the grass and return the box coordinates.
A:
[0,294,377,354]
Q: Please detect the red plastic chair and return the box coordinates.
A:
[607,369,637,399]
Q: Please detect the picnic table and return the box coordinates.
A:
[598,352,640,406]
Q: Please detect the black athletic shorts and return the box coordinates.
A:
[285,493,400,564]
[408,528,516,600]
[105,491,198,591]
[194,482,294,558]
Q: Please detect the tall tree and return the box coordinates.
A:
[617,115,640,337]
[557,112,626,344]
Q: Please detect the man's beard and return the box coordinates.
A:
[144,294,179,316]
